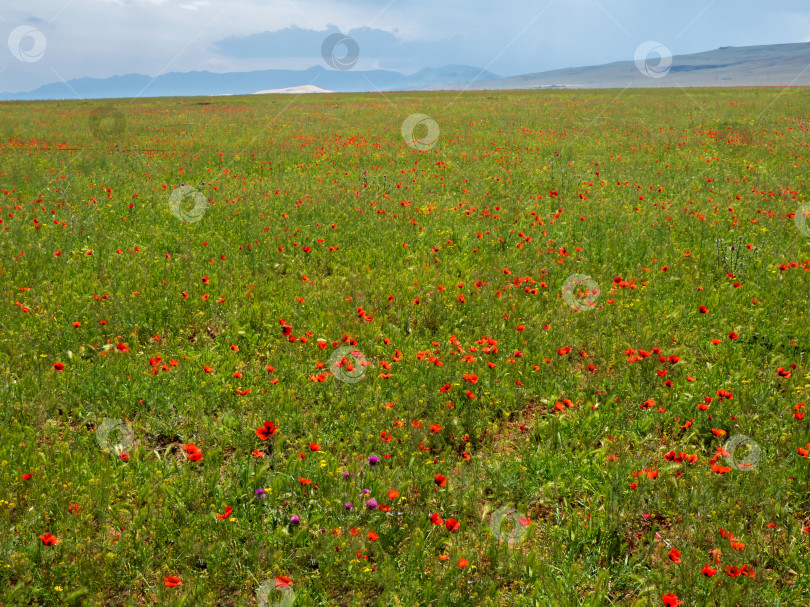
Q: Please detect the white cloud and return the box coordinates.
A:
[179,0,210,10]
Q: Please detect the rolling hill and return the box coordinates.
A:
[431,42,810,90]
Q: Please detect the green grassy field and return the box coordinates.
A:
[1,88,809,606]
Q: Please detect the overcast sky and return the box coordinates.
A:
[1,0,809,93]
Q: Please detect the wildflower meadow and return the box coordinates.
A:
[1,87,809,606]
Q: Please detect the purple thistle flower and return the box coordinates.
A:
[345,502,353,510]
[365,498,378,510]
[290,514,300,525]
[368,455,379,466]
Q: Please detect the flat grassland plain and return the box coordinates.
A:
[1,88,809,607]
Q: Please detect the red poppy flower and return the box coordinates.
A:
[185,449,202,462]
[724,564,741,577]
[367,531,379,541]
[309,443,320,451]
[701,563,718,577]
[52,362,65,371]
[668,548,681,563]
[662,593,682,607]
[21,473,32,480]
[446,518,460,532]
[39,533,59,546]
[777,367,791,378]
[256,421,278,440]
[434,474,447,488]
[183,443,202,461]
[217,505,233,520]
[457,558,469,569]
[164,576,182,587]
[430,512,443,525]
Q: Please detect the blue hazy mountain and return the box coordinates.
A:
[0,65,499,101]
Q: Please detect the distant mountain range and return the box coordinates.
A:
[2,42,809,101]
[431,42,810,90]
[0,65,498,101]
